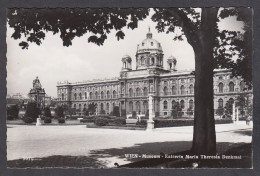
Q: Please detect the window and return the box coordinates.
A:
[143,101,148,113]
[61,93,64,100]
[189,85,194,94]
[189,100,194,109]
[84,92,87,99]
[79,93,82,100]
[136,101,140,113]
[240,81,245,91]
[151,42,153,46]
[229,82,235,92]
[218,98,223,108]
[142,42,144,46]
[74,104,76,109]
[219,83,224,93]
[172,86,177,95]
[172,100,176,109]
[101,91,104,99]
[74,93,77,100]
[79,104,82,111]
[163,86,168,96]
[95,92,98,99]
[180,85,185,95]
[106,103,109,112]
[101,103,104,111]
[107,91,110,99]
[136,88,141,96]
[143,87,148,96]
[180,100,185,109]
[89,92,93,99]
[129,88,133,97]
[129,101,133,112]
[113,90,117,98]
[163,101,168,109]
[219,76,223,80]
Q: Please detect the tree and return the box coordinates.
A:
[7,8,252,155]
[44,106,52,117]
[25,102,40,121]
[224,100,233,118]
[216,106,224,118]
[7,105,19,120]
[112,106,120,117]
[55,106,64,118]
[186,107,194,118]
[87,103,97,115]
[171,102,182,118]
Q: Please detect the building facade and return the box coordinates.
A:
[57,31,252,117]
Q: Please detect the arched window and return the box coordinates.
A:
[106,103,109,112]
[172,86,177,95]
[79,104,82,111]
[84,104,87,109]
[180,85,185,95]
[151,57,155,65]
[95,91,98,99]
[74,93,77,100]
[129,88,133,97]
[229,82,235,92]
[123,62,126,68]
[79,93,82,100]
[141,57,144,65]
[189,99,194,109]
[172,100,176,109]
[240,81,245,91]
[180,100,185,109]
[189,85,194,94]
[74,104,76,109]
[136,88,141,96]
[228,98,234,105]
[61,93,64,100]
[143,87,148,96]
[163,100,168,109]
[163,86,168,96]
[218,98,223,108]
[143,101,148,113]
[113,90,117,98]
[129,101,133,112]
[106,91,110,99]
[101,91,104,99]
[89,92,93,100]
[101,103,104,111]
[136,101,140,113]
[84,92,87,99]
[219,83,224,93]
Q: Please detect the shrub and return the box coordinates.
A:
[94,117,108,126]
[23,117,33,124]
[7,115,14,120]
[111,117,126,126]
[112,106,120,117]
[25,102,40,122]
[136,119,147,126]
[7,105,19,119]
[41,116,46,120]
[80,119,94,123]
[44,117,52,123]
[58,118,65,123]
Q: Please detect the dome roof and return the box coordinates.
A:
[137,31,162,53]
[167,55,177,61]
[122,54,131,59]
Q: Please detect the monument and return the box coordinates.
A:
[146,94,154,131]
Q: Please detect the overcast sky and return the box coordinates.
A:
[6,9,244,98]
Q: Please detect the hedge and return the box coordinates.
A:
[44,117,52,123]
[80,119,94,123]
[58,118,65,123]
[154,118,233,128]
[23,117,33,124]
[94,117,109,126]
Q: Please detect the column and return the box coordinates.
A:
[232,103,236,123]
[147,94,155,131]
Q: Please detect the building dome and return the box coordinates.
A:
[122,54,132,62]
[167,56,177,62]
[136,30,162,54]
[122,54,131,59]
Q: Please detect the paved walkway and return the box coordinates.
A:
[7,122,252,168]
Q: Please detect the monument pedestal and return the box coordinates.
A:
[146,119,154,131]
[36,118,42,126]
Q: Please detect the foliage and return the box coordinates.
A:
[171,102,182,118]
[58,118,65,123]
[44,106,52,117]
[100,109,106,115]
[7,105,19,120]
[55,106,64,118]
[224,100,233,117]
[25,102,40,122]
[87,103,97,115]
[136,119,147,126]
[80,119,94,123]
[83,108,89,116]
[110,117,126,126]
[62,104,75,116]
[132,111,137,119]
[186,107,193,117]
[44,117,52,123]
[121,109,126,117]
[112,106,120,117]
[94,117,108,126]
[7,8,149,49]
[23,117,33,123]
[216,107,224,118]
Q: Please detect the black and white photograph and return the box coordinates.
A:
[5,7,253,169]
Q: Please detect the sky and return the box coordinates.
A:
[6,9,244,98]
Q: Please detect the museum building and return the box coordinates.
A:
[57,30,252,117]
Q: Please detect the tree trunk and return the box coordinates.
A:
[191,8,219,155]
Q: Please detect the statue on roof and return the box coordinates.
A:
[33,76,42,89]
